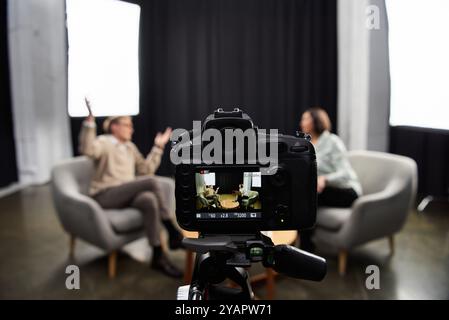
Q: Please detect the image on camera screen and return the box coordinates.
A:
[195,170,262,219]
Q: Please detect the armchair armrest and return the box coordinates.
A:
[338,181,411,248]
[54,190,118,250]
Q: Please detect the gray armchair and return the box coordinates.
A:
[313,151,418,275]
[51,156,174,278]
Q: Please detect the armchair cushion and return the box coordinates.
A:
[314,151,417,250]
[51,156,145,251]
[316,207,351,231]
[104,208,144,234]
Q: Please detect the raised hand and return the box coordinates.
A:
[154,127,173,149]
[317,176,327,194]
[84,96,94,122]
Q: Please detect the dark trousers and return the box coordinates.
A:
[299,187,359,251]
[317,187,359,208]
[94,176,174,246]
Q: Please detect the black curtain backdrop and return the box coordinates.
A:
[0,0,18,188]
[390,126,449,197]
[70,0,338,176]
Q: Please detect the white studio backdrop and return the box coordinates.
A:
[66,0,141,117]
[337,0,390,152]
[387,0,449,130]
[8,0,73,186]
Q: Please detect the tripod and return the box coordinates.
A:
[177,232,327,300]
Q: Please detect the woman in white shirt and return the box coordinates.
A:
[299,107,362,252]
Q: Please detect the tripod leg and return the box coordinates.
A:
[225,266,254,300]
[187,253,209,300]
[266,268,275,300]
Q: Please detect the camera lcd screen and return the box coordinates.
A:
[194,169,262,220]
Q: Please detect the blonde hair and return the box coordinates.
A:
[102,116,128,133]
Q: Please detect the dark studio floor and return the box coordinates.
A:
[0,184,448,300]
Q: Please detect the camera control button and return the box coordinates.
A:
[290,146,308,153]
[269,169,287,187]
[275,204,288,216]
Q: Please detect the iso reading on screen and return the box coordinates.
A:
[196,212,262,219]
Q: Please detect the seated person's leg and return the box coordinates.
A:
[152,175,176,215]
[152,176,184,250]
[94,175,166,209]
[299,187,358,252]
[109,175,182,249]
[131,191,182,278]
[318,187,358,208]
[134,176,172,218]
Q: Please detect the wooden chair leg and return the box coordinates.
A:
[266,268,275,300]
[108,250,117,279]
[338,250,348,276]
[184,250,194,284]
[388,235,395,256]
[160,234,168,253]
[69,235,76,257]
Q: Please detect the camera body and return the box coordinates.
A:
[173,109,317,233]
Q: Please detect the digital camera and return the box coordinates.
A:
[171,108,317,233]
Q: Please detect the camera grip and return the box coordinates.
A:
[268,245,327,281]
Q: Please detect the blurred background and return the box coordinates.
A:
[0,0,448,300]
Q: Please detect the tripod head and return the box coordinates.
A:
[177,232,327,300]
